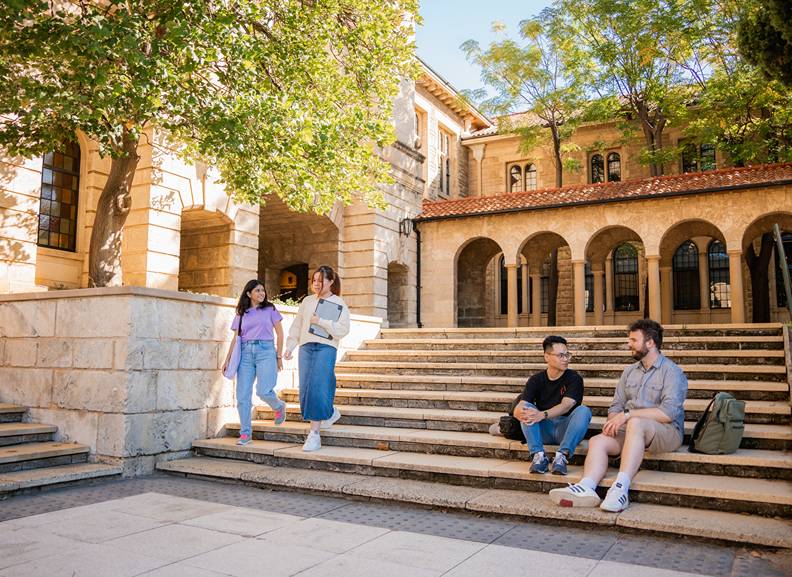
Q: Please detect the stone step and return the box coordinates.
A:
[157,456,792,548]
[0,462,123,496]
[0,403,26,423]
[256,404,792,450]
[334,360,789,381]
[344,348,787,366]
[0,441,90,474]
[335,373,790,400]
[189,437,792,517]
[364,335,785,351]
[0,422,58,447]
[227,420,792,480]
[379,323,784,340]
[278,388,791,424]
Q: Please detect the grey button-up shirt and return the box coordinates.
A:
[608,353,688,437]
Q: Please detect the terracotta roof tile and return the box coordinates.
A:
[416,163,792,221]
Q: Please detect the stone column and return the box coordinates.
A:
[593,270,605,325]
[521,262,529,320]
[728,250,745,323]
[506,263,518,327]
[605,255,613,318]
[572,260,586,326]
[470,144,486,197]
[647,255,662,321]
[531,273,542,326]
[698,249,710,311]
[660,266,673,324]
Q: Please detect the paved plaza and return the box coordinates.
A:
[0,474,788,577]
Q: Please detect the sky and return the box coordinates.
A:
[415,0,553,95]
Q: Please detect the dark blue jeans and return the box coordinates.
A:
[520,403,592,456]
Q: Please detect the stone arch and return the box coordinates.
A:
[178,208,235,296]
[741,212,792,322]
[387,261,410,328]
[585,225,644,271]
[455,237,504,327]
[659,219,726,267]
[519,231,571,326]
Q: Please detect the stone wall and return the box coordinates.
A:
[0,287,381,475]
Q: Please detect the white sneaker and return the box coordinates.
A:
[319,407,341,430]
[600,481,630,512]
[549,483,602,508]
[302,431,321,452]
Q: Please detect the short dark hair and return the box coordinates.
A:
[543,335,568,353]
[628,319,663,349]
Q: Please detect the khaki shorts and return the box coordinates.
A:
[614,420,682,454]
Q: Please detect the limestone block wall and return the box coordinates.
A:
[0,287,382,475]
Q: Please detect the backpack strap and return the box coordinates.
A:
[689,393,718,452]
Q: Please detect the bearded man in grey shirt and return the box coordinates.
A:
[550,319,688,512]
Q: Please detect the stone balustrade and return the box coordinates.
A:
[0,286,382,475]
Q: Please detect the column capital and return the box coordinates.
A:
[645,254,661,262]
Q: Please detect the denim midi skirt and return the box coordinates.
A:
[298,342,337,421]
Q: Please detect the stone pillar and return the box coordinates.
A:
[605,255,613,317]
[729,250,745,323]
[506,263,518,328]
[698,249,709,311]
[470,144,486,197]
[572,260,586,326]
[593,270,605,325]
[660,266,673,324]
[521,263,529,320]
[647,255,661,321]
[531,273,542,326]
[638,252,646,314]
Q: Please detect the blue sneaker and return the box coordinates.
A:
[551,452,569,475]
[529,452,549,474]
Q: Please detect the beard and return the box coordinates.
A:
[631,346,648,361]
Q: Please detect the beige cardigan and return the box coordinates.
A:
[285,294,350,353]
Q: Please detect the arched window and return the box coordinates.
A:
[607,152,621,182]
[591,154,605,183]
[524,164,537,191]
[613,244,639,311]
[673,241,700,310]
[707,240,730,309]
[38,141,80,251]
[776,233,792,308]
[700,144,716,171]
[509,165,523,193]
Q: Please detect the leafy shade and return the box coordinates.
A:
[0,0,418,213]
[737,0,792,86]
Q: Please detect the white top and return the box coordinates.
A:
[285,294,350,353]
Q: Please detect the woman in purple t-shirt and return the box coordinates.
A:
[222,279,286,445]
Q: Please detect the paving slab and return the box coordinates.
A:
[617,503,792,548]
[107,523,243,563]
[295,553,443,577]
[34,509,168,544]
[0,527,78,570]
[261,517,390,553]
[181,506,302,537]
[108,492,232,523]
[442,543,598,577]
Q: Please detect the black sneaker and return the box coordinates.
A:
[551,452,568,475]
[529,452,549,474]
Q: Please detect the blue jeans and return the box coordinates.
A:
[520,403,592,456]
[298,342,337,421]
[236,339,282,437]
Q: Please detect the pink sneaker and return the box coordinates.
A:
[274,402,286,426]
[236,434,252,446]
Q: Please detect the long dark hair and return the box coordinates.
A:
[235,279,274,316]
[313,265,341,296]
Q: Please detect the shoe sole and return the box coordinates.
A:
[551,469,567,475]
[549,488,601,508]
[236,440,252,446]
[302,444,321,452]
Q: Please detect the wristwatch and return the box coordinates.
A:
[623,409,631,420]
[543,410,549,419]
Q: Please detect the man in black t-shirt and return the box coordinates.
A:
[514,335,592,475]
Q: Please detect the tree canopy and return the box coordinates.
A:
[0,0,418,285]
[737,0,792,86]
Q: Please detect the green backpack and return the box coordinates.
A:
[689,392,745,454]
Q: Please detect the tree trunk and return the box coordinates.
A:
[550,124,563,187]
[745,232,774,323]
[548,248,559,326]
[636,102,665,177]
[88,130,140,287]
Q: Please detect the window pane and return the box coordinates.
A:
[591,154,604,183]
[708,240,730,308]
[509,165,522,193]
[38,229,49,245]
[775,233,792,308]
[39,215,50,230]
[607,153,621,182]
[39,141,80,251]
[525,164,537,191]
[499,256,507,315]
[42,169,53,185]
[40,199,51,214]
[681,142,698,173]
[50,202,60,217]
[613,244,639,311]
[673,241,701,309]
[585,261,594,312]
[701,144,716,171]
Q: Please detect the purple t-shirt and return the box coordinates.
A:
[231,306,283,341]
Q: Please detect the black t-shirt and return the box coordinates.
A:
[519,369,584,416]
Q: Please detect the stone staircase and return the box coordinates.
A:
[0,403,122,497]
[158,324,792,548]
